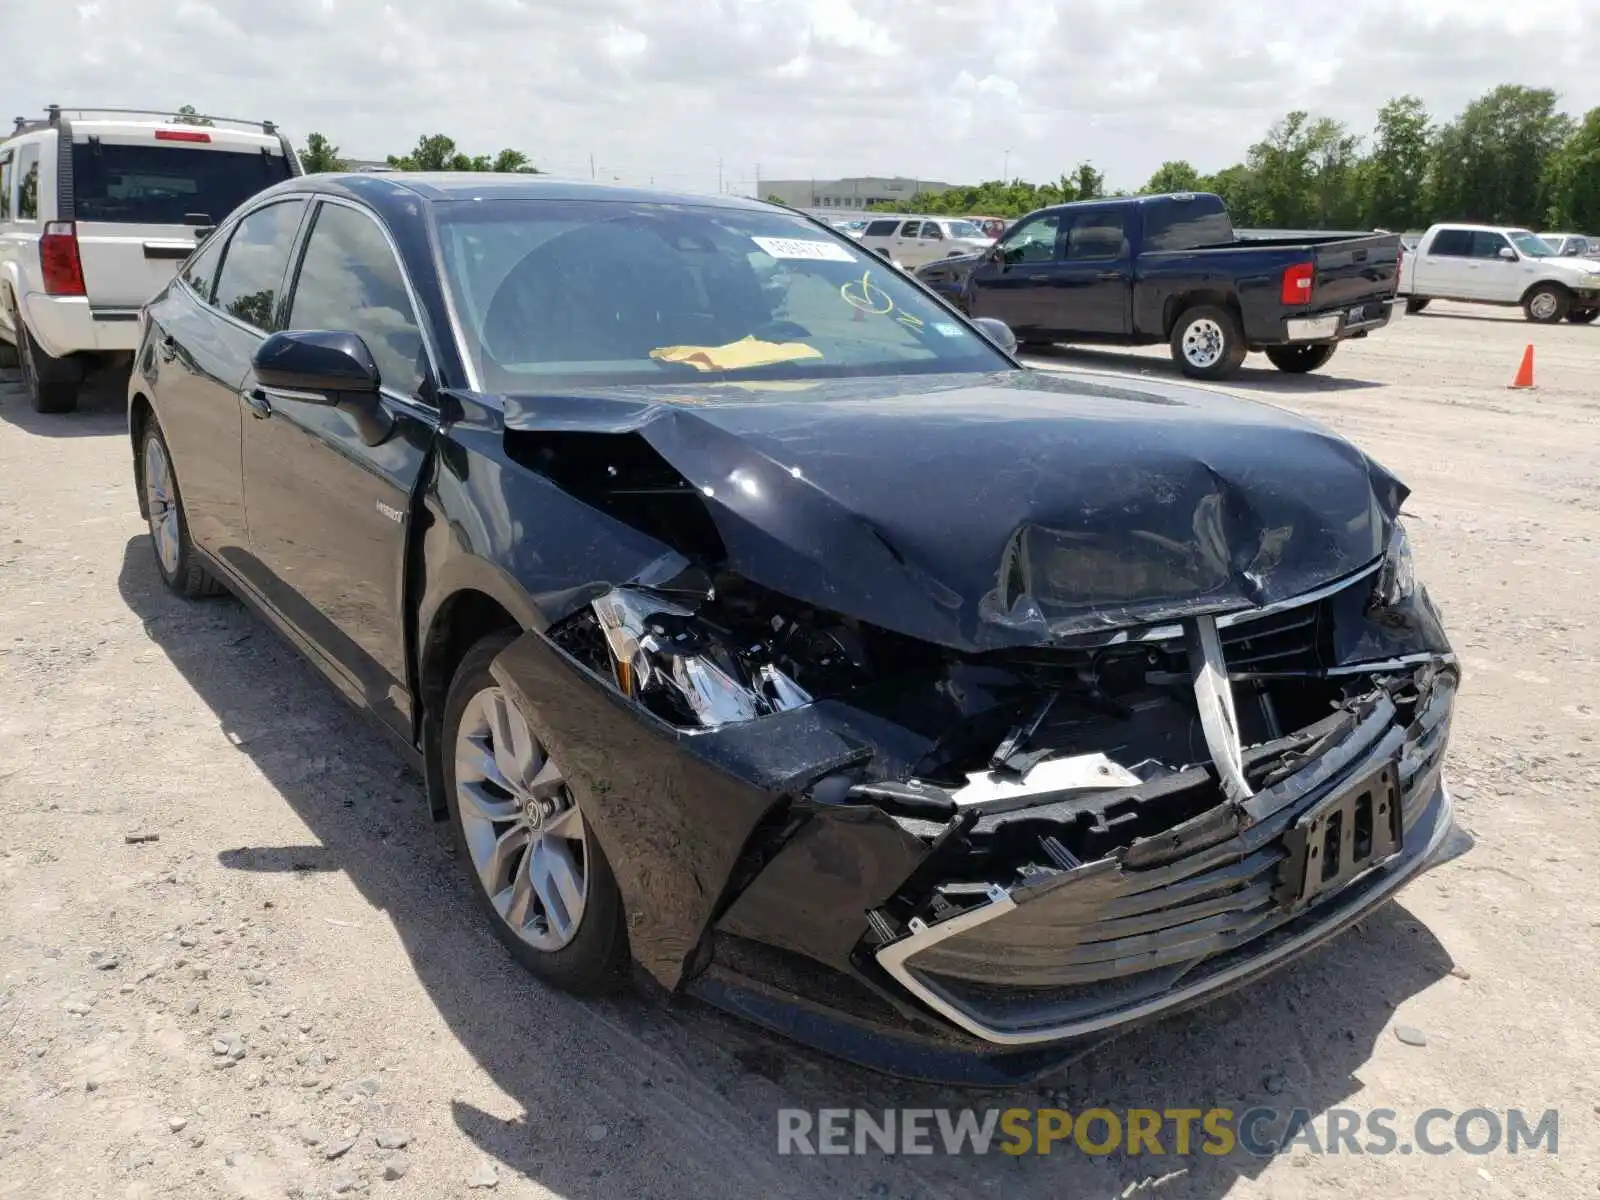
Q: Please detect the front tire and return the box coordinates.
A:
[442,633,630,996]
[1523,284,1570,324]
[1264,344,1337,374]
[140,418,226,599]
[1404,297,1430,314]
[1568,308,1598,325]
[1170,305,1246,380]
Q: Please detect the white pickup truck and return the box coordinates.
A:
[1398,223,1600,324]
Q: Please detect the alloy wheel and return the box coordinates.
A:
[143,435,182,577]
[454,686,588,952]
[1529,291,1558,320]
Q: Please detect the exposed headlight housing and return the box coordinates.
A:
[591,587,812,728]
[1373,520,1416,607]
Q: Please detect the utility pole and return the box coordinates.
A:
[717,156,723,194]
[754,162,760,199]
[588,152,595,180]
[1002,148,1011,179]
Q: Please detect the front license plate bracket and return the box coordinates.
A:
[1274,759,1402,912]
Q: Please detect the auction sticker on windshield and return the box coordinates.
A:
[753,237,858,263]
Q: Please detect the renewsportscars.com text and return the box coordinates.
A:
[776,1106,1559,1158]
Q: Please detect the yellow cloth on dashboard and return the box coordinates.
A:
[650,335,822,372]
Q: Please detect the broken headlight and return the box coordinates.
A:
[1374,520,1416,607]
[591,587,812,728]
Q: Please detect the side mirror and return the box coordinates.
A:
[1497,246,1517,261]
[971,316,1018,355]
[253,330,381,396]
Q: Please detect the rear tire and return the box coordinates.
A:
[1170,305,1247,380]
[1404,297,1430,314]
[1264,344,1337,374]
[441,632,631,996]
[1568,308,1598,325]
[1523,284,1570,324]
[17,322,79,414]
[140,417,226,599]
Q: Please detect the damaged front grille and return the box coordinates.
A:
[862,573,1458,1045]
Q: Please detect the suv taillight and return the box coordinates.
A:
[1394,245,1404,294]
[41,222,86,297]
[1280,261,1314,306]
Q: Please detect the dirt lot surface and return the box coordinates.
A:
[1,303,1597,1199]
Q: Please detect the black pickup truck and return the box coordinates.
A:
[914,192,1403,379]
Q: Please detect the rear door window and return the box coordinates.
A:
[1065,209,1128,259]
[71,143,292,226]
[897,221,923,238]
[212,199,308,331]
[287,202,427,397]
[1427,229,1472,257]
[863,219,898,237]
[181,234,226,303]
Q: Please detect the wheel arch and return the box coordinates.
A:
[415,567,540,818]
[129,392,155,519]
[1163,289,1242,339]
[1521,278,1573,306]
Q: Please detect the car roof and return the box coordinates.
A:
[291,171,773,211]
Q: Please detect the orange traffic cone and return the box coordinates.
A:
[1509,344,1535,389]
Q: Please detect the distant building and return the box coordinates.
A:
[343,158,395,173]
[760,176,955,210]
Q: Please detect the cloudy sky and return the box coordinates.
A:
[4,0,1596,195]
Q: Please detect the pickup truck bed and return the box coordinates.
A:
[914,193,1403,380]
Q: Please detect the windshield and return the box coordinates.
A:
[71,143,292,225]
[943,219,986,240]
[434,200,1012,389]
[1509,231,1554,257]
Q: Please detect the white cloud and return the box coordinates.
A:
[4,0,1596,195]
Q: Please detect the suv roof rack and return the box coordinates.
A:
[38,105,283,135]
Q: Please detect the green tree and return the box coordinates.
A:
[1541,107,1600,231]
[1426,85,1573,225]
[1304,116,1363,227]
[172,104,214,127]
[299,132,346,174]
[1071,162,1106,201]
[1360,96,1432,231]
[491,148,538,173]
[387,134,460,171]
[1144,160,1202,194]
[1246,111,1318,226]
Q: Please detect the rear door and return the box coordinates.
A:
[858,217,900,260]
[241,197,438,741]
[1412,228,1474,298]
[890,220,925,265]
[148,197,309,557]
[70,130,294,312]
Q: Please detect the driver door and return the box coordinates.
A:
[965,212,1063,336]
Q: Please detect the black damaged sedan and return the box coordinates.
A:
[129,174,1464,1084]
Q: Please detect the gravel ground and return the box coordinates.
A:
[1,303,1596,1199]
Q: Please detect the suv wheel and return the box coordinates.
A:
[141,418,226,598]
[1170,305,1247,380]
[1523,284,1570,324]
[17,322,80,414]
[441,633,630,995]
[1404,298,1430,314]
[1568,308,1598,325]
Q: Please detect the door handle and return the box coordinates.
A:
[1028,273,1050,281]
[1097,270,1122,281]
[241,387,272,419]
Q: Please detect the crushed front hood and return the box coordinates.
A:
[501,369,1405,651]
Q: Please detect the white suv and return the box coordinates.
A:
[857,216,996,269]
[1,105,300,412]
